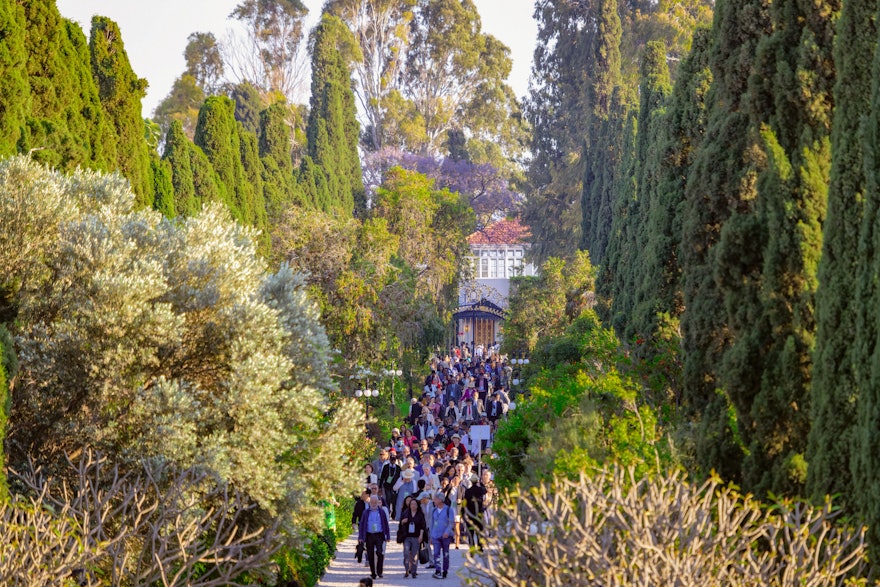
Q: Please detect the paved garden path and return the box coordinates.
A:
[317,521,469,587]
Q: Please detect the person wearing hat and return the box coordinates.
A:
[446,433,469,458]
[394,468,418,521]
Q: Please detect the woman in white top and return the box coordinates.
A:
[364,463,378,488]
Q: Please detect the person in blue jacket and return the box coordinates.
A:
[430,492,455,579]
[358,495,391,580]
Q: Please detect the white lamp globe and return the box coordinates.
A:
[396,369,403,376]
[513,378,520,386]
[509,402,516,411]
[355,389,363,397]
[372,389,380,397]
[524,358,530,365]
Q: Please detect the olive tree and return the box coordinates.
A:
[0,155,362,543]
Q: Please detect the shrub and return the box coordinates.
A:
[466,467,868,586]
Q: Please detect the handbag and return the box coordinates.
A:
[396,523,406,544]
[418,543,430,564]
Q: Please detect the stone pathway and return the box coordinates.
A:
[318,521,469,587]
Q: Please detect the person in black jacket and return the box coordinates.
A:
[380,457,401,518]
[352,490,370,562]
[399,495,428,578]
[464,474,487,549]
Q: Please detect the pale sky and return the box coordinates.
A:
[56,0,538,117]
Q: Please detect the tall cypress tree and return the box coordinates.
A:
[599,101,637,331]
[259,102,303,216]
[581,0,622,264]
[636,29,713,345]
[194,96,248,222]
[808,0,876,507]
[0,1,28,157]
[307,13,363,215]
[724,0,837,497]
[679,0,770,484]
[89,16,153,208]
[604,43,670,336]
[21,1,115,170]
[628,42,671,341]
[852,0,880,549]
[163,120,198,217]
[151,155,175,218]
[239,127,267,231]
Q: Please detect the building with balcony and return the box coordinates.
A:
[454,218,536,348]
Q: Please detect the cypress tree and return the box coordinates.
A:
[194,96,247,222]
[581,0,622,264]
[239,127,267,230]
[89,16,153,208]
[189,139,222,206]
[298,154,331,211]
[151,155,175,218]
[852,0,880,548]
[588,87,628,268]
[628,42,671,341]
[22,2,115,170]
[723,0,837,496]
[599,101,637,332]
[679,0,770,484]
[230,81,265,135]
[636,29,713,344]
[259,102,302,216]
[163,120,198,217]
[603,43,670,337]
[0,1,28,156]
[808,0,876,507]
[307,13,363,215]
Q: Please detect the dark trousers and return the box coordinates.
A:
[365,532,385,577]
[384,487,398,517]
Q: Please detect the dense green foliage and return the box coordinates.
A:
[306,14,364,215]
[0,155,363,553]
[89,15,153,207]
[494,255,674,490]
[523,0,713,259]
[808,0,875,513]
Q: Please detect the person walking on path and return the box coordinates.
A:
[399,496,427,578]
[463,473,487,549]
[430,493,455,579]
[358,495,391,580]
[394,468,418,521]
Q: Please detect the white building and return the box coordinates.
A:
[454,219,537,348]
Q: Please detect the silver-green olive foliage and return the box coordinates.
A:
[0,155,362,537]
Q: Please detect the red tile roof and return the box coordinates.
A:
[467,218,531,245]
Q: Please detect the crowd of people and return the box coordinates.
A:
[352,345,513,582]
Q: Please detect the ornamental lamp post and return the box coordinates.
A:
[381,367,404,417]
[355,387,380,422]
